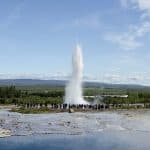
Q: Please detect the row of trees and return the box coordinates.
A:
[104,91,150,104]
[31,90,64,97]
[0,86,63,105]
[0,86,150,105]
[0,86,21,98]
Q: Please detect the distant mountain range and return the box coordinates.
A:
[0,79,149,89]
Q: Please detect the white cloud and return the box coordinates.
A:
[114,0,150,50]
[134,0,150,12]
[105,20,150,50]
[105,32,141,50]
[0,72,150,85]
[0,73,69,80]
[120,0,150,18]
[120,0,150,10]
[127,73,150,85]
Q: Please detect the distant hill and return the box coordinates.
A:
[0,79,66,87]
[0,79,149,89]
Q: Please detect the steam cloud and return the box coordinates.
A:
[65,44,87,104]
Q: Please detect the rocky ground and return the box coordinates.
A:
[0,109,150,138]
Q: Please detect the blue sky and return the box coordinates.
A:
[0,0,150,85]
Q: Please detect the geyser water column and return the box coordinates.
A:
[65,44,87,104]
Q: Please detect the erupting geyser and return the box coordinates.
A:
[65,44,87,104]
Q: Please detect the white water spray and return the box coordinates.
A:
[65,44,87,104]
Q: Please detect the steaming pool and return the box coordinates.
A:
[0,109,150,150]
